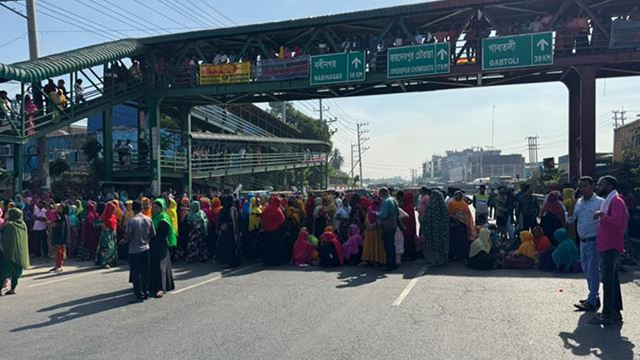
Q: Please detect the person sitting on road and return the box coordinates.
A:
[466,228,496,270]
[552,228,579,273]
[318,226,344,267]
[504,231,538,269]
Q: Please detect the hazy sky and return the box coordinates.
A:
[1,0,638,178]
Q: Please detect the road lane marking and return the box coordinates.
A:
[28,269,112,288]
[392,266,428,306]
[171,264,261,295]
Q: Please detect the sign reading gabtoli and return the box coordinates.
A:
[309,51,365,86]
[482,32,554,71]
[200,63,251,85]
[387,43,450,79]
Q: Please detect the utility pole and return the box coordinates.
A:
[356,122,369,187]
[350,143,357,177]
[612,107,627,129]
[315,99,330,123]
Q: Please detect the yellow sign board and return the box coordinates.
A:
[200,63,251,85]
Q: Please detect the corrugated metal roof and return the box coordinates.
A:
[191,132,328,146]
[0,39,146,83]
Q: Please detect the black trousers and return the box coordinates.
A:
[599,249,623,315]
[129,250,150,298]
[382,228,396,269]
[33,230,48,257]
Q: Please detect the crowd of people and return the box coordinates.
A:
[0,174,632,323]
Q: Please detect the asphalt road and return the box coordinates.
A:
[1,258,639,360]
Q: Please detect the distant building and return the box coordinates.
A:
[558,153,613,174]
[613,119,640,162]
[423,149,525,183]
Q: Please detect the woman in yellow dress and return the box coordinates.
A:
[361,195,385,265]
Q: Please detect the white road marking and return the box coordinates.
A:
[171,264,261,295]
[28,269,111,288]
[391,266,428,306]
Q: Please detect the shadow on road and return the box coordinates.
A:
[559,313,635,360]
[11,289,133,333]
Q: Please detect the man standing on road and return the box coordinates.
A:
[473,185,490,226]
[378,188,399,272]
[515,184,539,231]
[589,176,629,325]
[123,200,155,301]
[567,177,603,312]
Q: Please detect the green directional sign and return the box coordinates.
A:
[387,43,450,79]
[309,51,366,86]
[482,31,554,71]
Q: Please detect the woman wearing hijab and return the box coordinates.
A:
[343,224,363,264]
[141,197,152,218]
[174,197,191,261]
[51,203,69,273]
[539,191,567,245]
[0,208,30,295]
[312,197,328,238]
[209,197,223,257]
[504,231,537,269]
[284,197,305,262]
[361,195,386,266]
[447,190,475,260]
[467,228,496,270]
[77,201,100,261]
[95,202,118,268]
[318,227,344,267]
[67,204,80,258]
[245,197,262,259]
[261,196,286,266]
[532,226,552,254]
[150,199,176,298]
[424,190,449,267]
[187,201,209,263]
[334,198,350,243]
[216,195,241,268]
[552,228,579,272]
[401,192,418,260]
[292,227,315,266]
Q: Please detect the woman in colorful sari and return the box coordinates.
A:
[424,190,449,267]
[77,201,99,261]
[552,228,579,272]
[216,195,241,268]
[150,199,176,298]
[401,192,418,260]
[343,224,363,264]
[0,208,30,295]
[539,191,566,245]
[361,195,386,266]
[67,204,80,258]
[209,197,223,258]
[187,201,209,263]
[447,190,475,260]
[285,196,305,262]
[261,196,286,266]
[95,202,118,268]
[244,197,262,260]
[312,197,328,238]
[318,226,344,267]
[467,228,496,270]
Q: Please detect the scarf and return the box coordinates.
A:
[167,198,179,232]
[152,198,177,247]
[262,196,285,232]
[515,231,537,260]
[248,197,262,231]
[469,228,492,258]
[367,198,381,224]
[343,224,363,259]
[448,198,475,241]
[179,197,190,222]
[292,228,316,265]
[124,200,135,225]
[532,226,552,253]
[541,192,566,226]
[211,197,223,223]
[141,197,152,218]
[188,200,209,228]
[552,228,579,271]
[0,208,30,269]
[320,229,344,265]
[100,202,118,231]
[600,190,619,215]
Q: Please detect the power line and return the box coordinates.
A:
[156,0,210,28]
[199,0,238,26]
[133,0,192,29]
[31,1,116,40]
[90,0,160,36]
[0,32,26,48]
[183,0,225,27]
[72,0,136,37]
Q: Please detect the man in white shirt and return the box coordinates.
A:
[567,177,604,312]
[32,200,49,257]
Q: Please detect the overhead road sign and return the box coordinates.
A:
[482,32,554,71]
[387,42,450,79]
[309,51,366,86]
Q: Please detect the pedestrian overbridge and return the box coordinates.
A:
[1,0,639,191]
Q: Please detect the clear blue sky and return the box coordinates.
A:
[1,0,638,178]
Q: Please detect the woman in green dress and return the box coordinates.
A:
[150,198,176,298]
[0,208,30,295]
[95,202,118,268]
[423,190,450,267]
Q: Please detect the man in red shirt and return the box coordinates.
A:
[589,176,629,325]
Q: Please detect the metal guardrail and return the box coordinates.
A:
[191,105,274,137]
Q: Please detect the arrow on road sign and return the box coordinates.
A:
[351,57,362,69]
[537,38,549,51]
[437,48,448,61]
